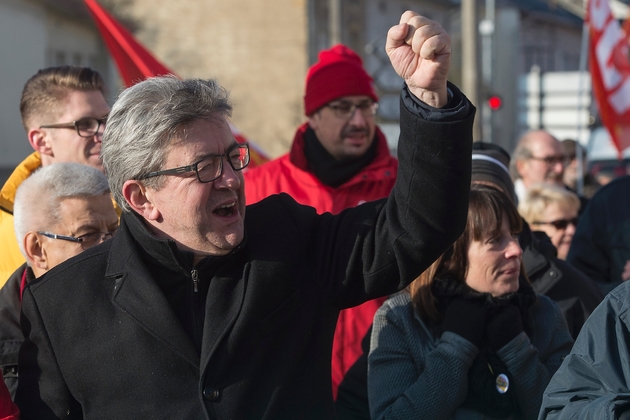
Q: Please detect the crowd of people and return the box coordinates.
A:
[0,9,629,420]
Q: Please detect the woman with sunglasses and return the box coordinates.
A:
[518,184,580,260]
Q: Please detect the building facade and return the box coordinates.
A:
[0,0,117,182]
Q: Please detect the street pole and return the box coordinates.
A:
[329,0,342,46]
[462,0,481,141]
[576,15,589,196]
[480,0,495,143]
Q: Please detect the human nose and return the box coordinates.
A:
[92,123,105,143]
[93,131,104,143]
[506,237,523,259]
[347,105,368,125]
[213,157,241,190]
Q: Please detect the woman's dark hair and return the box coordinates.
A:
[409,184,523,321]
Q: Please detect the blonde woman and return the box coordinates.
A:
[518,184,580,260]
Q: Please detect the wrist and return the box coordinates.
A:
[407,85,448,108]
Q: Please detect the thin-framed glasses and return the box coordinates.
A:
[531,217,578,230]
[528,155,570,167]
[141,143,250,183]
[38,229,117,250]
[326,101,378,119]
[39,117,107,138]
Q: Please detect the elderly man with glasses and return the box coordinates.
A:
[0,66,112,287]
[510,130,570,202]
[0,162,117,398]
[16,12,475,420]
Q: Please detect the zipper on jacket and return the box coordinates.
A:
[191,269,199,293]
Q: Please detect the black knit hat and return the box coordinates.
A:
[471,142,517,204]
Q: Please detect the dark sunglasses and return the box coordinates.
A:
[532,217,578,230]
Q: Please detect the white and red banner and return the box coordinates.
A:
[587,0,630,157]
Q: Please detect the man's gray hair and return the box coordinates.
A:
[510,129,560,180]
[510,131,536,180]
[13,162,111,257]
[101,76,232,213]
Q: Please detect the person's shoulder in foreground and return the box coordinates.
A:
[567,174,630,292]
[539,279,630,420]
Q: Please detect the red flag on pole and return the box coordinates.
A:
[83,0,174,86]
[83,0,270,166]
[587,0,630,158]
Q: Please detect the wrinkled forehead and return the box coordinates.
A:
[530,135,564,156]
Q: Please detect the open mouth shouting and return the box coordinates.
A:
[213,201,238,218]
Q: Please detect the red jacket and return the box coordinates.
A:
[244,122,398,398]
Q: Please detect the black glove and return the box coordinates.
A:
[441,299,490,348]
[486,304,524,351]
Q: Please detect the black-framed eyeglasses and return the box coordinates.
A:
[140,143,250,183]
[529,155,569,167]
[532,217,578,230]
[39,117,107,138]
[325,101,378,119]
[38,229,117,250]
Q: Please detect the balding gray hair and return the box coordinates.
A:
[101,76,232,213]
[510,130,559,180]
[13,162,111,257]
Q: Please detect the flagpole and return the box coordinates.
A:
[576,6,589,196]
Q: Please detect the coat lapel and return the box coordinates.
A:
[200,249,248,372]
[106,223,199,370]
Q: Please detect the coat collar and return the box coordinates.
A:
[0,152,41,214]
[105,212,248,371]
[105,215,200,368]
[288,122,394,182]
[0,151,122,217]
[520,222,563,294]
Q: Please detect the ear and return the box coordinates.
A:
[28,128,54,158]
[122,180,161,221]
[515,158,527,177]
[24,232,48,276]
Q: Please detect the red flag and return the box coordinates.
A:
[587,0,630,158]
[83,0,270,166]
[83,0,174,86]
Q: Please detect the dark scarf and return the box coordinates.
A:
[303,126,378,188]
[432,275,537,419]
[432,275,537,334]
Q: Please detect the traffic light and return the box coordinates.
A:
[487,95,502,111]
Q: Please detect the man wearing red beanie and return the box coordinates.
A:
[244,44,397,412]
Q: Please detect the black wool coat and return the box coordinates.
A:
[15,89,474,420]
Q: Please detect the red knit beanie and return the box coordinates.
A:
[303,44,378,116]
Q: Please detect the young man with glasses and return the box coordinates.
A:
[243,44,398,413]
[15,13,475,419]
[0,162,117,398]
[0,66,111,287]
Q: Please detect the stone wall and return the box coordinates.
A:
[104,0,309,158]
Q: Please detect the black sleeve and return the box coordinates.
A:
[402,81,471,122]
[312,81,476,308]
